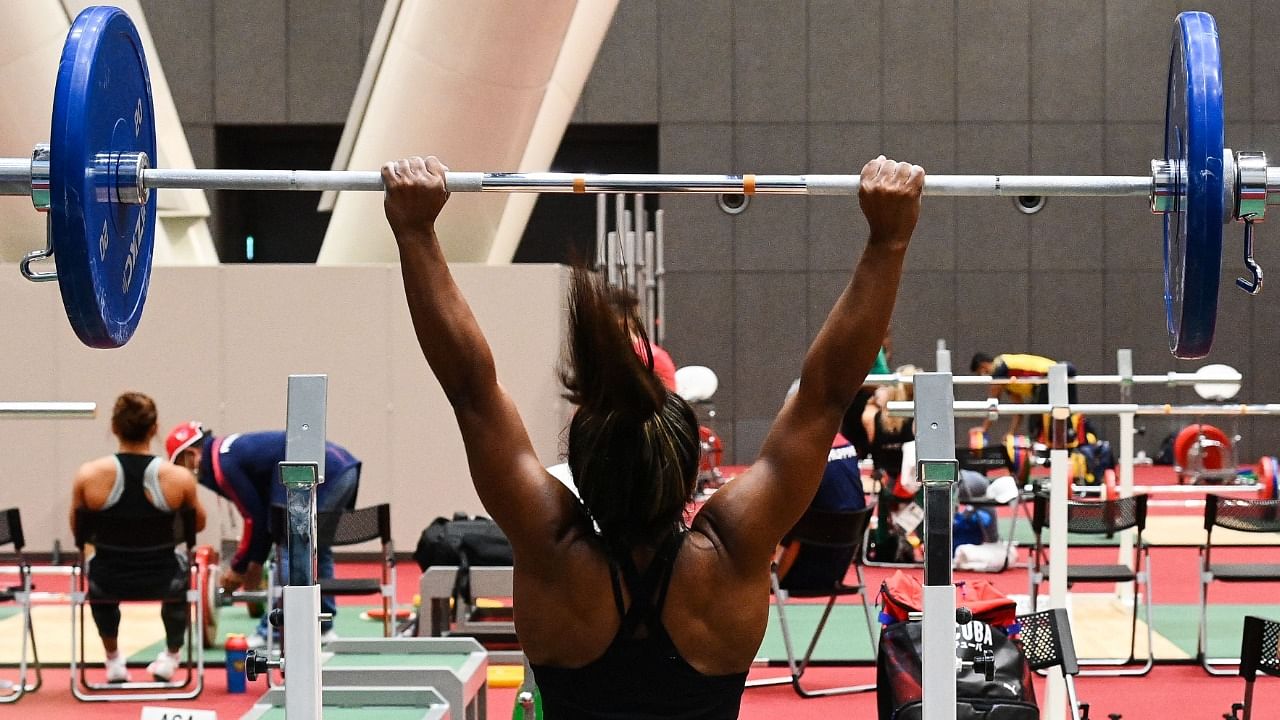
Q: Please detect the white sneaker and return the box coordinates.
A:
[104,652,130,683]
[320,629,339,646]
[246,632,267,651]
[146,651,181,681]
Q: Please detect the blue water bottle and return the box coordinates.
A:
[225,633,248,693]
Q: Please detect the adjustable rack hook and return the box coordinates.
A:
[20,215,58,283]
[1235,216,1263,295]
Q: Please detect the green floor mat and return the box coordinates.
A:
[754,603,878,663]
[1150,603,1280,659]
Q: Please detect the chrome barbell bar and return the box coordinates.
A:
[0,157,1156,196]
[2,150,1278,215]
[865,372,1242,386]
[888,401,1280,418]
[138,170,1157,197]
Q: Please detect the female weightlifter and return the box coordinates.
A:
[383,154,922,718]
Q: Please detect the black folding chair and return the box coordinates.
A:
[1017,608,1087,720]
[71,507,204,701]
[0,508,39,702]
[1029,493,1153,676]
[1199,496,1280,675]
[747,506,876,697]
[1225,616,1280,720]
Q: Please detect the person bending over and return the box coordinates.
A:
[70,392,206,682]
[970,352,1077,438]
[383,154,921,719]
[164,423,362,647]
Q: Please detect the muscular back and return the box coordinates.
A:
[72,455,205,532]
[510,482,770,677]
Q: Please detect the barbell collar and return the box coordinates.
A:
[1238,150,1268,220]
[103,151,149,206]
[1150,159,1180,213]
[29,145,51,211]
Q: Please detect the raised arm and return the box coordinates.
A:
[383,157,574,557]
[697,157,923,569]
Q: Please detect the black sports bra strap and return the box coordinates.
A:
[651,531,686,617]
[609,530,687,635]
[607,560,626,618]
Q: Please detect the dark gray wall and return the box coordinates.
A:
[140,0,386,243]
[577,0,1280,463]
[140,0,385,162]
[142,0,1280,462]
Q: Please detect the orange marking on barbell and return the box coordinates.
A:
[743,174,756,195]
[573,176,586,193]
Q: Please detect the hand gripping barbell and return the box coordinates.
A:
[3,7,1270,358]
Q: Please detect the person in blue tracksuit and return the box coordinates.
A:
[165,422,361,645]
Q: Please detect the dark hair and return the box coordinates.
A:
[607,286,640,313]
[112,392,158,443]
[561,269,699,548]
[970,352,995,373]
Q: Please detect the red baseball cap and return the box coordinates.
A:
[165,421,206,462]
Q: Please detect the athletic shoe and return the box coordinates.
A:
[320,629,339,646]
[147,650,181,681]
[104,652,130,683]
[246,631,268,651]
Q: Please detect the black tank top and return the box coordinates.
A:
[871,413,915,478]
[92,454,177,571]
[530,531,748,720]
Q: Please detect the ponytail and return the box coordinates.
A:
[560,269,699,547]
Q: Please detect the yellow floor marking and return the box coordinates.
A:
[1066,592,1189,660]
[0,604,167,664]
[1143,514,1279,546]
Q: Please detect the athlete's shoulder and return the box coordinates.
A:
[74,454,116,482]
[158,459,197,485]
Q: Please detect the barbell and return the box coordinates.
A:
[888,401,1280,418]
[2,7,1269,357]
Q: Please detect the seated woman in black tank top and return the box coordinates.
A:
[70,392,206,683]
[383,155,923,719]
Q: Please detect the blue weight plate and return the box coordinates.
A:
[1163,12,1224,360]
[50,6,157,348]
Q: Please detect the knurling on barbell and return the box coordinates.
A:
[4,7,1268,357]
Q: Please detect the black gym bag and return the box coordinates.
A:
[414,513,513,569]
[413,513,514,605]
[877,619,1038,720]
